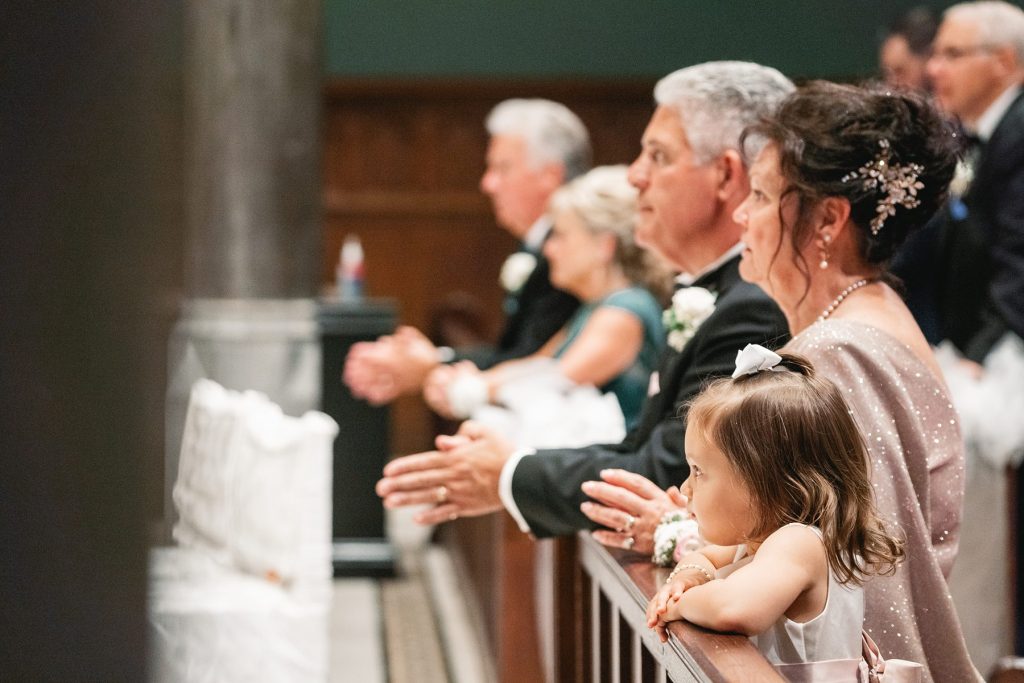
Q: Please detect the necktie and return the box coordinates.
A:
[964,133,983,169]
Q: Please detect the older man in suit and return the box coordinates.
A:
[344,99,587,404]
[376,62,792,545]
[927,0,1024,364]
[928,1,1024,661]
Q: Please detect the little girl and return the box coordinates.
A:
[647,345,905,675]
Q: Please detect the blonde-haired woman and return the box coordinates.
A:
[424,165,669,433]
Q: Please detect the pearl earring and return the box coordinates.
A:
[819,234,832,270]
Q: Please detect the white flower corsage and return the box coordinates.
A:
[500,252,537,293]
[662,287,717,352]
[731,343,785,379]
[652,510,703,567]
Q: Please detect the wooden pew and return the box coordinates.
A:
[440,513,546,682]
[571,533,785,683]
[441,517,782,682]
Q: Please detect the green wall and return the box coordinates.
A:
[325,0,965,80]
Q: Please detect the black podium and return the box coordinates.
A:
[318,298,398,577]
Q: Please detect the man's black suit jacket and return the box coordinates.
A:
[456,230,579,370]
[510,256,789,537]
[492,249,579,367]
[938,91,1024,362]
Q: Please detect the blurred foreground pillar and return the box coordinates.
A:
[2,2,184,678]
[165,0,323,531]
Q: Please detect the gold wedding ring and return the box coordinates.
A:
[436,485,448,504]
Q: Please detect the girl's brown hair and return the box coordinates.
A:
[686,353,904,585]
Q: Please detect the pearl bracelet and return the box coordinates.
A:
[665,563,715,585]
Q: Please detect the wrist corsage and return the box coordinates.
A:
[652,510,702,567]
[663,287,717,352]
[446,373,489,419]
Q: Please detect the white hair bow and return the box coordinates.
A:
[731,344,785,379]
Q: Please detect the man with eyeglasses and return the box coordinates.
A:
[927,0,1024,663]
[927,0,1024,365]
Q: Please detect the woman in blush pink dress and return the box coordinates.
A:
[585,82,979,682]
[730,82,977,683]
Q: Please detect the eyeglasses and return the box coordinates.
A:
[930,45,996,63]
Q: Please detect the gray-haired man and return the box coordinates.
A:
[344,99,588,404]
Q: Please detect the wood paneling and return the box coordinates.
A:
[322,82,655,678]
[322,77,655,456]
[321,80,655,679]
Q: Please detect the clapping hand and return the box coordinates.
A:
[580,469,688,554]
[343,325,440,405]
[376,421,514,525]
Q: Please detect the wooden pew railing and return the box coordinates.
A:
[569,533,784,683]
[441,514,784,682]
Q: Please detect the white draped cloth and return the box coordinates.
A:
[937,332,1024,470]
[150,379,338,683]
[465,358,627,449]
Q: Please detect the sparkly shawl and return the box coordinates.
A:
[786,320,980,683]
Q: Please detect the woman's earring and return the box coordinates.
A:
[818,233,831,270]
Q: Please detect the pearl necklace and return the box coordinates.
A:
[816,279,872,323]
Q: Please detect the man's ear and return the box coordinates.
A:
[541,162,567,194]
[715,149,748,204]
[992,45,1023,81]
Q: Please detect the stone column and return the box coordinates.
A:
[166,0,323,529]
[184,0,320,298]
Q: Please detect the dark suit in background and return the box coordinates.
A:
[937,91,1024,362]
[935,90,1024,657]
[891,211,944,344]
[459,236,580,370]
[509,256,789,537]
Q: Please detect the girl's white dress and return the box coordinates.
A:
[716,525,864,669]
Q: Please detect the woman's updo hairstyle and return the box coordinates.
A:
[743,81,960,266]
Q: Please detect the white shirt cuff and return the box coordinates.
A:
[499,447,536,534]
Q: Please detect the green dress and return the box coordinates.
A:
[553,286,664,429]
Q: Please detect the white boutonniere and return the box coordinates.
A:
[949,158,974,198]
[500,252,537,293]
[662,286,717,352]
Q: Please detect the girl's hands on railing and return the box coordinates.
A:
[646,564,711,642]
